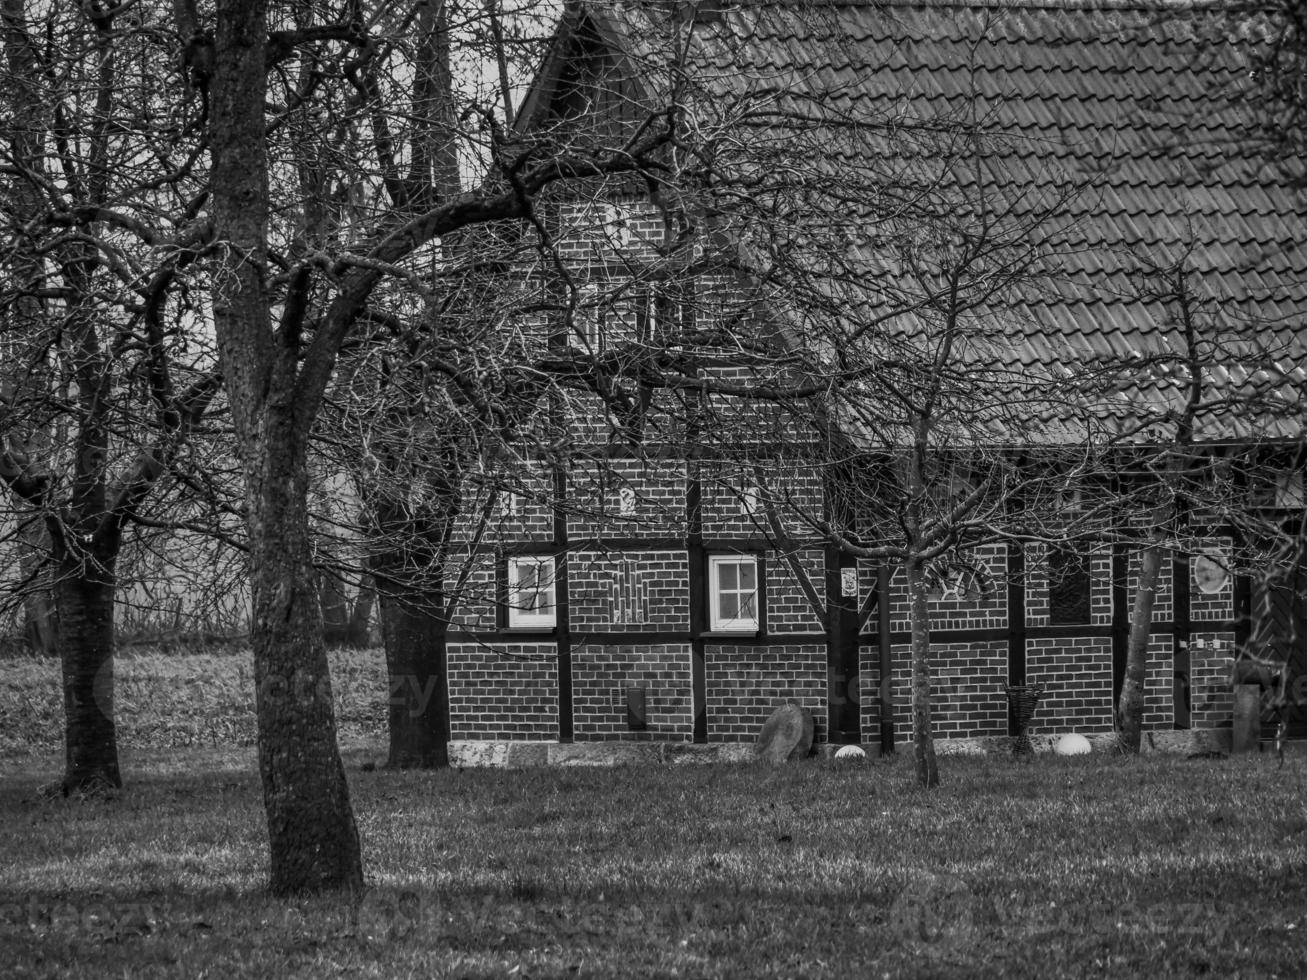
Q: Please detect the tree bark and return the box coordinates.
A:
[320,569,352,648]
[56,544,121,791]
[209,0,361,894]
[1117,526,1165,753]
[247,451,362,893]
[22,531,57,655]
[905,556,939,788]
[377,582,449,769]
[2,0,57,658]
[344,577,375,647]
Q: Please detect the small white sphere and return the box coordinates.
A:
[835,744,867,761]
[1054,733,1093,756]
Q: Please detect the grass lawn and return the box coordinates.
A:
[3,650,1307,977]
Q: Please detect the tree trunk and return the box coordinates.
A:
[320,569,351,648]
[2,1,57,658]
[209,0,361,895]
[378,583,449,769]
[24,588,57,656]
[1118,529,1165,753]
[905,556,939,788]
[56,547,121,792]
[344,577,375,647]
[247,450,363,894]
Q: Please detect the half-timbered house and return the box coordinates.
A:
[442,0,1307,755]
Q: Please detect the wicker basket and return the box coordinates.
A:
[1004,683,1046,757]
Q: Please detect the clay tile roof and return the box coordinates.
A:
[540,0,1307,443]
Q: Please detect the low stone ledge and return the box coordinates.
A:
[916,729,1234,758]
[448,740,763,768]
[446,730,1240,768]
[547,742,665,767]
[665,742,756,765]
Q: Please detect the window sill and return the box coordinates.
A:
[701,629,761,639]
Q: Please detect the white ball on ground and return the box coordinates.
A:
[1054,733,1093,756]
[834,744,867,761]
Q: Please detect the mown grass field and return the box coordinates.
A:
[3,648,1307,978]
[0,647,389,753]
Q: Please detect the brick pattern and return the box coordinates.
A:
[766,547,826,632]
[1125,545,1175,623]
[858,645,884,749]
[1026,637,1114,734]
[1025,544,1113,628]
[705,644,827,743]
[448,643,558,739]
[549,196,669,266]
[566,460,687,541]
[455,470,554,545]
[1144,633,1175,729]
[886,641,1008,738]
[857,560,881,637]
[700,465,824,542]
[446,557,498,630]
[567,550,690,633]
[1189,630,1237,728]
[571,643,694,740]
[886,545,1008,632]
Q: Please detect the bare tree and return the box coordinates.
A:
[204,0,698,890]
[1,0,220,792]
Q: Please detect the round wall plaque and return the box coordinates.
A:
[1193,554,1229,594]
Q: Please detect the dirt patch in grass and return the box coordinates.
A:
[2,751,1306,978]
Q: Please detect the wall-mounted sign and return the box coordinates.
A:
[1193,553,1229,594]
[841,567,858,598]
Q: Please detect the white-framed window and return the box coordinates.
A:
[507,556,556,629]
[708,554,760,633]
[571,283,603,351]
[645,289,688,345]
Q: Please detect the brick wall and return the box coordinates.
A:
[571,643,694,740]
[885,640,1008,739]
[1125,544,1175,623]
[549,196,668,266]
[885,545,1008,632]
[566,550,690,633]
[1190,630,1236,728]
[699,464,824,542]
[857,560,881,637]
[1143,632,1174,729]
[767,547,825,633]
[566,460,687,541]
[446,556,497,631]
[858,645,884,750]
[454,469,555,545]
[448,643,558,740]
[1026,637,1114,734]
[1025,543,1113,628]
[705,644,827,743]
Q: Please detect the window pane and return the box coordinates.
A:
[518,564,538,591]
[719,593,739,620]
[738,561,757,590]
[718,562,737,590]
[738,592,757,620]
